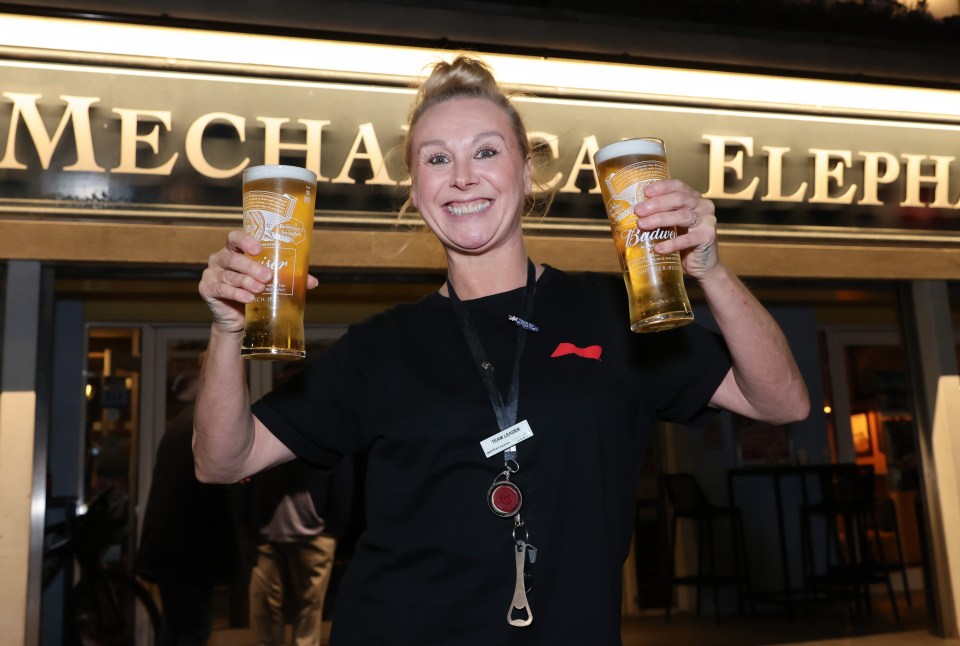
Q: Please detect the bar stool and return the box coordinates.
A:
[799,464,904,623]
[873,494,913,609]
[660,473,752,622]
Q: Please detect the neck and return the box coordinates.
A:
[442,241,535,300]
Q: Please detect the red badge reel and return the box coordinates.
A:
[488,473,523,517]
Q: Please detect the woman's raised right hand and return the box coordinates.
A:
[198,230,272,334]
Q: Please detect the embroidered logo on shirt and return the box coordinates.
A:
[550,343,602,361]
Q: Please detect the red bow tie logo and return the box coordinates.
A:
[550,342,603,361]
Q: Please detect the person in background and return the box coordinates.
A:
[194,55,809,644]
[137,364,240,646]
[236,455,352,646]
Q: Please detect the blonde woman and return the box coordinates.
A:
[195,55,808,644]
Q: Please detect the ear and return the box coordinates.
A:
[410,183,419,209]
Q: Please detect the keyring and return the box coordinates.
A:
[512,518,528,545]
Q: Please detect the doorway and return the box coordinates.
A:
[135,324,349,639]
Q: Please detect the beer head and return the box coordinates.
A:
[593,137,665,166]
[243,164,317,186]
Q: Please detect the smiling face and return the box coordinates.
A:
[409,97,532,258]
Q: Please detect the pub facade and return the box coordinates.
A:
[0,6,958,644]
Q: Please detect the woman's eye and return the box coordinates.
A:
[476,147,498,159]
[426,153,449,165]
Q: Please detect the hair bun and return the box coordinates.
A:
[416,56,499,106]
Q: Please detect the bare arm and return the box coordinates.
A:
[697,264,809,423]
[193,326,294,483]
[636,180,810,424]
[193,230,314,483]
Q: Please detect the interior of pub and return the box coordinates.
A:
[34,267,958,645]
[1,1,959,645]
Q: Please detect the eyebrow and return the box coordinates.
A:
[417,131,507,153]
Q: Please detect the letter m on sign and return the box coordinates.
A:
[0,93,104,171]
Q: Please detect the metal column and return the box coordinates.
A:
[0,261,49,646]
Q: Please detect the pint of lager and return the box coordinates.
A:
[593,138,694,332]
[240,164,317,360]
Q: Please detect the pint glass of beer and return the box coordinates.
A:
[593,138,694,332]
[240,164,317,360]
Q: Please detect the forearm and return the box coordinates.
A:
[699,262,810,423]
[192,324,258,482]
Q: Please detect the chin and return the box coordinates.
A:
[450,241,495,255]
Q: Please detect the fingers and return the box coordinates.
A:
[226,230,262,256]
[202,247,270,301]
[634,179,716,254]
[199,231,273,331]
[216,231,271,293]
[636,179,712,223]
[200,230,319,333]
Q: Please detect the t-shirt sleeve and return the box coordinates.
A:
[252,331,368,468]
[643,322,732,429]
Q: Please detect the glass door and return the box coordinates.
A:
[822,327,924,573]
[140,326,250,633]
[139,324,348,639]
[83,326,144,571]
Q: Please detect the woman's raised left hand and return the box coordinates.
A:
[632,178,720,281]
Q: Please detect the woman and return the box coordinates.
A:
[195,56,809,644]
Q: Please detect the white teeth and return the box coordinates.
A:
[447,200,490,216]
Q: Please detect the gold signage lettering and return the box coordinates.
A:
[761,146,807,202]
[901,154,957,208]
[113,108,178,175]
[185,112,249,179]
[702,135,759,200]
[858,151,900,206]
[559,135,601,194]
[0,93,104,171]
[527,131,562,191]
[259,117,331,181]
[4,81,959,217]
[331,122,396,185]
[809,149,857,204]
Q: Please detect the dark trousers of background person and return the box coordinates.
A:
[250,534,337,646]
[156,577,215,646]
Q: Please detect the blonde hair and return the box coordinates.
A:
[400,55,556,221]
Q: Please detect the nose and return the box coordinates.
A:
[451,159,478,189]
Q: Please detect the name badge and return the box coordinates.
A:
[481,420,534,458]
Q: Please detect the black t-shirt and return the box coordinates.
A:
[253,265,731,645]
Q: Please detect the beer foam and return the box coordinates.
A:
[243,164,317,185]
[593,138,665,164]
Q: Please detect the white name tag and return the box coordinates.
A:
[480,419,534,458]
